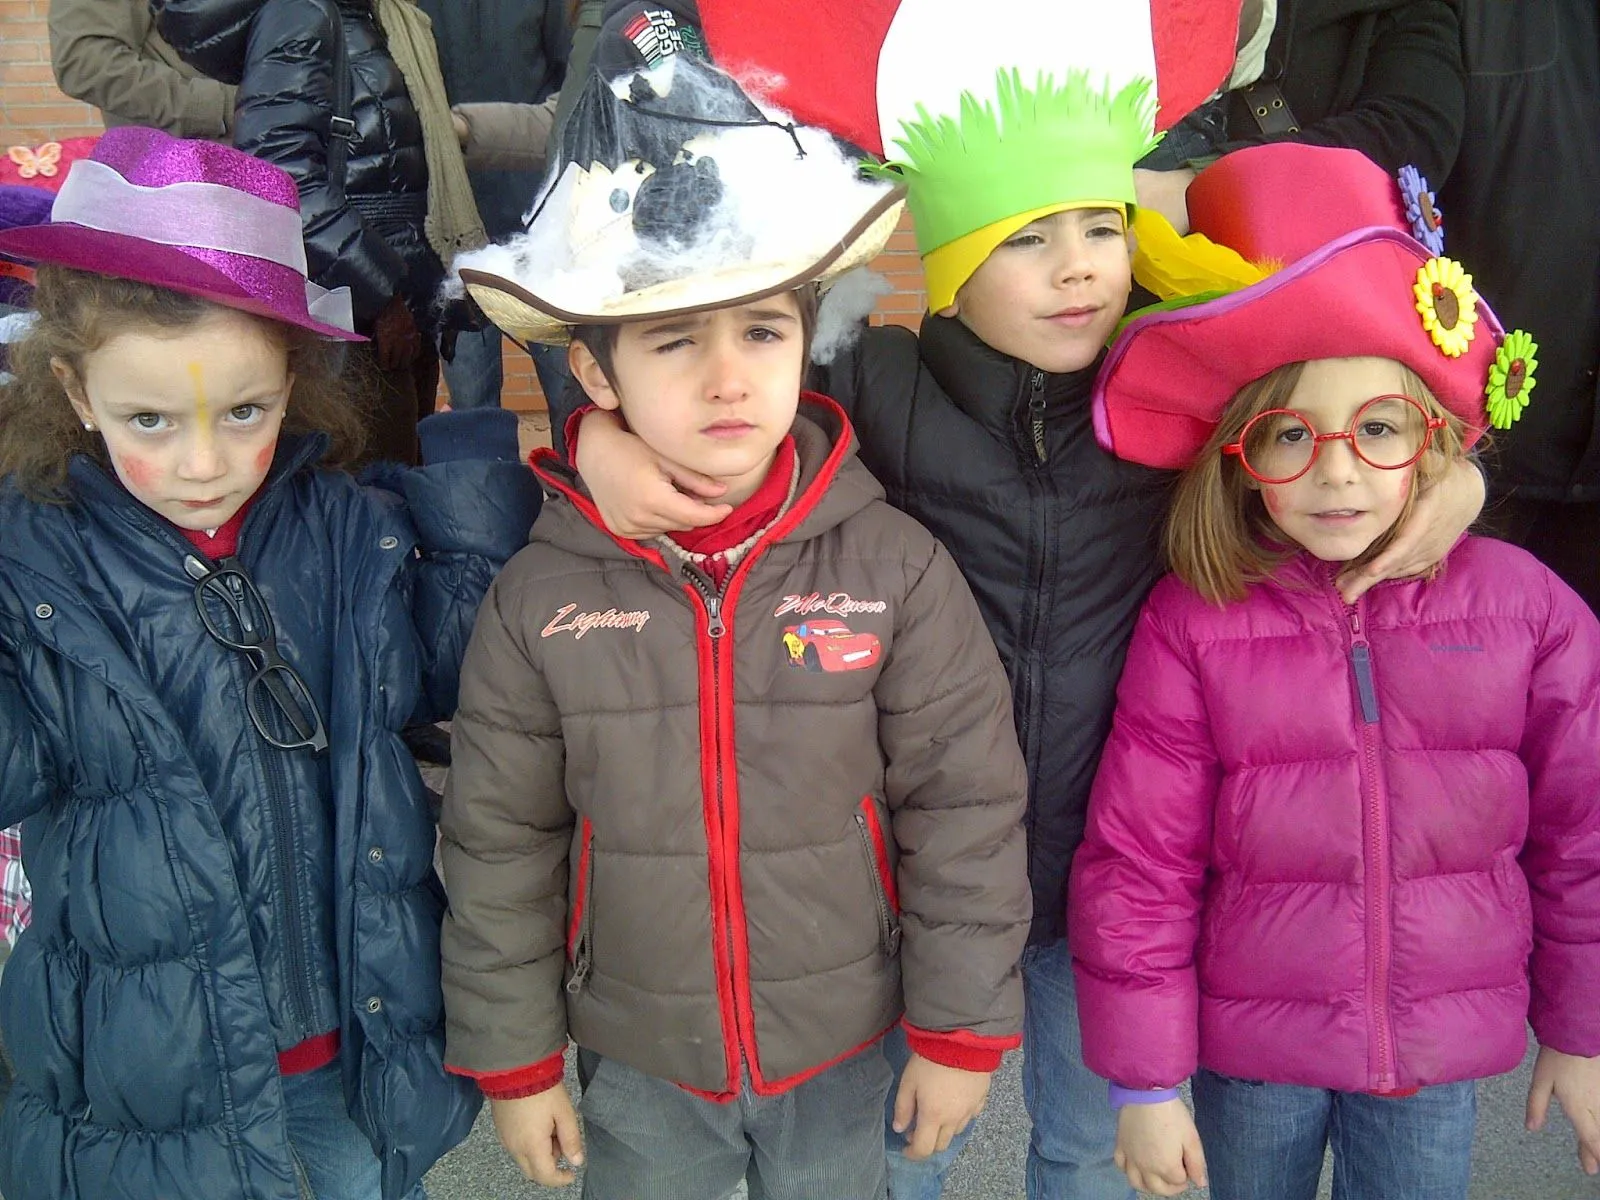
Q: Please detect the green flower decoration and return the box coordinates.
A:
[1486,329,1539,429]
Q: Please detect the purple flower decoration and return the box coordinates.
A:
[1398,165,1445,255]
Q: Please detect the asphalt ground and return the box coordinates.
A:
[426,1037,1600,1200]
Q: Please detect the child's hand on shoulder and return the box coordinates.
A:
[490,1086,585,1187]
[1115,1097,1207,1197]
[575,408,731,539]
[892,1052,992,1160]
[1528,1045,1600,1175]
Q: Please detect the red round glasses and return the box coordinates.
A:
[1222,394,1448,485]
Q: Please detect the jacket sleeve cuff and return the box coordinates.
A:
[902,1022,1019,1074]
[418,409,522,465]
[563,403,599,467]
[449,1051,567,1100]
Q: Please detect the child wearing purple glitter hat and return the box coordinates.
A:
[0,125,540,1200]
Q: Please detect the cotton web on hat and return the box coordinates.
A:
[699,0,1240,310]
[452,52,904,348]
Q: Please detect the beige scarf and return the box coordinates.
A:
[372,0,488,261]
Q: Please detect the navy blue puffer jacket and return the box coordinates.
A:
[0,433,540,1200]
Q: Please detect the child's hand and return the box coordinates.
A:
[891,1053,992,1160]
[1527,1045,1600,1174]
[573,409,731,539]
[490,1088,585,1187]
[1115,1098,1208,1196]
[1338,456,1484,603]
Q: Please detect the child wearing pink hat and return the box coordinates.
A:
[0,126,540,1200]
[1070,143,1600,1199]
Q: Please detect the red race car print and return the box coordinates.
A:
[782,621,882,673]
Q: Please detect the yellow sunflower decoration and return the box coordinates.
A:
[1413,257,1479,357]
[1486,329,1539,429]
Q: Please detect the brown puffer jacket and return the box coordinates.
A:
[441,399,1030,1097]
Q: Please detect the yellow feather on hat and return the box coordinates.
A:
[1131,206,1269,301]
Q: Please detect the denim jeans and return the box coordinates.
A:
[1193,1069,1477,1200]
[883,939,1129,1200]
[440,323,505,410]
[577,1044,893,1200]
[281,1061,427,1200]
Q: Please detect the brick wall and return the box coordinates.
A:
[0,3,930,410]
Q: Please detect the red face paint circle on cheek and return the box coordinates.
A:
[1261,488,1285,517]
[254,441,277,474]
[117,453,157,491]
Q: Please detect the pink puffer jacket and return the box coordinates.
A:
[1069,537,1600,1094]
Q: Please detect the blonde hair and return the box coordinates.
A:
[1165,360,1472,605]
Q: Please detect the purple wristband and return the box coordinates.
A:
[1108,1082,1182,1109]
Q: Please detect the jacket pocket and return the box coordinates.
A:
[854,797,901,958]
[566,817,595,994]
[1459,0,1557,76]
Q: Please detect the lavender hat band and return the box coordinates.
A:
[51,159,355,333]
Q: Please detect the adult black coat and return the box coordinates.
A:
[1441,0,1600,501]
[820,318,1172,944]
[1219,0,1466,182]
[0,438,540,1199]
[155,0,443,330]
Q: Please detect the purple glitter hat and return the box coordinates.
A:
[0,126,362,340]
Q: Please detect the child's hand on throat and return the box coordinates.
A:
[1338,457,1485,604]
[575,408,731,539]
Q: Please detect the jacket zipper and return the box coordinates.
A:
[853,809,901,957]
[220,563,317,1040]
[1014,369,1053,879]
[566,817,596,994]
[683,565,746,1083]
[1027,369,1047,463]
[1345,600,1396,1090]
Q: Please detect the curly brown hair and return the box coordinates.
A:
[0,266,367,499]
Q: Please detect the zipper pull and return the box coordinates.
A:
[565,953,591,994]
[1347,607,1362,636]
[704,594,726,639]
[1028,370,1047,463]
[1351,643,1380,723]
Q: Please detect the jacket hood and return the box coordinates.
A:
[530,392,883,565]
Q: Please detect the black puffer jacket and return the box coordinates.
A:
[820,318,1173,944]
[1219,0,1466,182]
[155,0,442,331]
[1441,0,1600,501]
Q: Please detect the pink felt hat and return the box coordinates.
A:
[1093,144,1526,470]
[0,126,361,341]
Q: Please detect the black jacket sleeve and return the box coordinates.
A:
[1224,0,1466,183]
[238,0,405,326]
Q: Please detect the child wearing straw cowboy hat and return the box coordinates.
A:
[569,5,1496,1196]
[437,45,1030,1198]
[0,125,541,1200]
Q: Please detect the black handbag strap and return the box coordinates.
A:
[319,0,355,202]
